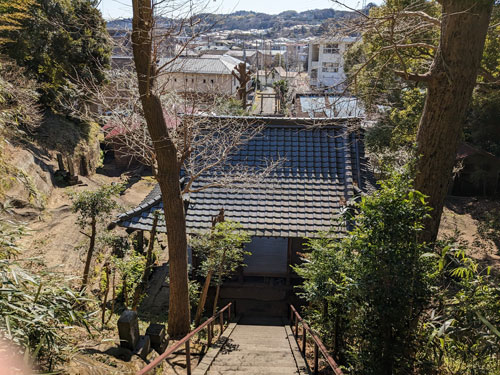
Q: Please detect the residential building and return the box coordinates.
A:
[286,42,308,72]
[161,55,247,96]
[307,36,357,90]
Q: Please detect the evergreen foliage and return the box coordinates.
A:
[1,0,111,108]
[191,220,251,284]
[0,0,35,45]
[296,171,500,374]
[70,184,122,289]
[296,171,432,374]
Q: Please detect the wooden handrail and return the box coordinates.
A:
[289,304,343,375]
[137,302,233,375]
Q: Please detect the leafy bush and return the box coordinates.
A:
[295,171,500,374]
[191,220,251,322]
[418,239,500,375]
[70,184,123,289]
[1,0,111,108]
[191,221,251,280]
[0,219,93,371]
[296,171,433,374]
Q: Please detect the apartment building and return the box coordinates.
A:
[307,36,357,90]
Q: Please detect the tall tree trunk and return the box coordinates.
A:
[131,0,191,337]
[81,217,96,290]
[212,248,227,315]
[415,0,494,243]
[194,269,213,326]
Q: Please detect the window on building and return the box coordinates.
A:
[323,44,339,54]
[192,78,194,83]
[211,79,214,84]
[174,78,177,82]
[203,79,206,83]
[322,62,339,73]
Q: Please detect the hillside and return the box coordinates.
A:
[107,8,358,34]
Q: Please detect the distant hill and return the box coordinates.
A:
[107,8,358,33]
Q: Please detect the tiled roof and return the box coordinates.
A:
[114,117,373,238]
[162,55,243,75]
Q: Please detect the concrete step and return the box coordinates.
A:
[211,359,297,366]
[210,359,297,370]
[207,370,301,375]
[207,365,300,373]
[215,349,292,355]
[215,352,294,359]
[225,341,291,347]
[193,316,308,375]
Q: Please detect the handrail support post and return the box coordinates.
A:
[313,342,319,375]
[185,339,191,375]
[219,313,224,338]
[295,314,299,339]
[301,324,306,355]
[208,321,212,346]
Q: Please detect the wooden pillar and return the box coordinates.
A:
[286,238,292,286]
[137,230,144,254]
[66,156,75,177]
[57,153,65,171]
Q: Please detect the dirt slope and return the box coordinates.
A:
[439,196,500,270]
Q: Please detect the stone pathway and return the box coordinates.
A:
[252,88,277,115]
[195,316,308,375]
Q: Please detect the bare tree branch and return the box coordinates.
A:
[400,11,441,27]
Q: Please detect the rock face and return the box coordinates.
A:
[2,115,102,213]
[4,142,55,211]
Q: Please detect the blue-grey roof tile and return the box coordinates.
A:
[114,118,373,238]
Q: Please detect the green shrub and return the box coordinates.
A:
[0,219,93,370]
[296,171,500,374]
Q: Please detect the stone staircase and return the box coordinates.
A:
[194,316,309,375]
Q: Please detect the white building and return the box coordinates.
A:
[161,55,249,97]
[307,36,357,90]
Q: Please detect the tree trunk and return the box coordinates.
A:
[415,0,494,243]
[81,217,96,291]
[131,0,191,337]
[194,269,213,326]
[101,262,111,329]
[212,249,227,315]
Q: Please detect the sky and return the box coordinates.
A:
[98,0,377,20]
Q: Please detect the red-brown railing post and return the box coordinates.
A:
[186,339,191,375]
[294,315,299,339]
[219,313,224,338]
[136,303,233,375]
[313,342,319,375]
[301,324,306,355]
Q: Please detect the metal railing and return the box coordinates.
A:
[137,302,233,375]
[289,304,343,375]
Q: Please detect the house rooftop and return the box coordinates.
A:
[161,55,243,75]
[113,116,373,238]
